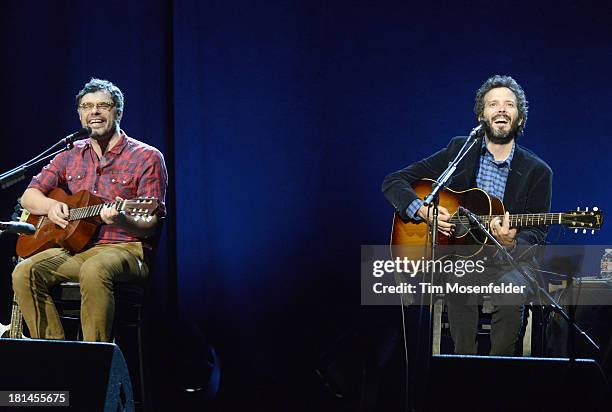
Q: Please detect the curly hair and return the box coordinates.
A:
[75,78,124,115]
[474,75,528,136]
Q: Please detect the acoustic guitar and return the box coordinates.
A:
[391,179,603,260]
[16,188,158,258]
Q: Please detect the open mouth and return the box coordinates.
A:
[89,119,105,127]
[493,117,510,126]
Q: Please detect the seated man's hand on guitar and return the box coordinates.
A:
[48,200,70,228]
[101,197,125,225]
[417,204,454,237]
[490,211,517,248]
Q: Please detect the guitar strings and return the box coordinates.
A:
[67,201,119,221]
[66,198,157,221]
[449,213,563,226]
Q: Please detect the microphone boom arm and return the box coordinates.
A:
[423,122,485,206]
[0,127,91,190]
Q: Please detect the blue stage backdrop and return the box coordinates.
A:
[1,0,611,408]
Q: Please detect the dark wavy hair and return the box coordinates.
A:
[474,75,528,136]
[75,78,124,115]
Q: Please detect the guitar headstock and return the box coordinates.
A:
[561,207,603,234]
[121,197,159,222]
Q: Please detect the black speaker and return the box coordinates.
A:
[547,280,612,360]
[427,354,608,412]
[0,338,133,411]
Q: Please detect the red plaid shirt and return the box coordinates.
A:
[29,131,168,249]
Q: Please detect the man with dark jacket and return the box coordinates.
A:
[382,75,552,355]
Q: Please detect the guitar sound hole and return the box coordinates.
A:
[453,218,470,237]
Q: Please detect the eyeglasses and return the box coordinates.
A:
[78,102,115,112]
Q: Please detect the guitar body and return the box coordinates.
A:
[16,188,103,258]
[391,179,505,260]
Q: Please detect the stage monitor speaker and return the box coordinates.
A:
[427,354,608,412]
[546,279,612,364]
[0,338,133,411]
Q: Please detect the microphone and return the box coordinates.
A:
[468,120,486,139]
[0,221,36,235]
[457,206,481,225]
[62,126,92,145]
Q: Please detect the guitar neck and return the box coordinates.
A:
[68,200,123,221]
[478,213,561,227]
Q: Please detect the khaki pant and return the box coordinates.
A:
[12,242,149,342]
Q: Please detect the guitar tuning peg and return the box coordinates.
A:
[585,207,589,212]
[574,229,578,234]
[593,207,599,211]
[582,229,587,234]
[592,230,595,235]
[577,207,580,211]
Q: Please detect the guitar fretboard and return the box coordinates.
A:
[450,213,561,226]
[479,213,561,226]
[68,200,123,221]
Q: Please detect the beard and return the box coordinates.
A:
[484,118,520,144]
[90,130,111,140]
[88,123,118,142]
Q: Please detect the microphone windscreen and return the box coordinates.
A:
[80,126,92,136]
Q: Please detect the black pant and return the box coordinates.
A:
[446,265,532,356]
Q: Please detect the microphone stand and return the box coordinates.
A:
[422,125,484,266]
[459,207,600,353]
[411,125,483,412]
[422,130,483,207]
[0,134,80,189]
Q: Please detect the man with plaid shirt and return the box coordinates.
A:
[382,75,552,355]
[12,78,168,342]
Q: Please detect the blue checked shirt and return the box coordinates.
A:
[407,138,515,218]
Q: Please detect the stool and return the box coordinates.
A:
[52,281,147,409]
